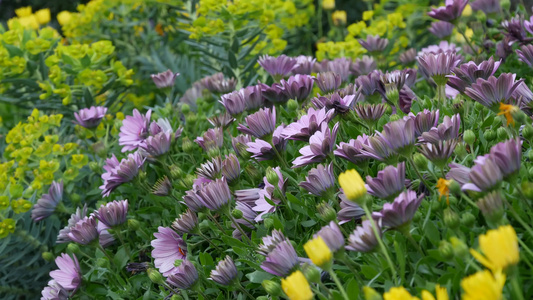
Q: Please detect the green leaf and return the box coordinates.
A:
[113,246,129,269]
[80,54,92,68]
[346,278,360,300]
[2,43,24,57]
[300,219,316,228]
[245,271,274,283]
[361,265,379,279]
[221,235,248,249]
[228,51,238,69]
[424,220,440,246]
[199,252,214,267]
[286,193,302,205]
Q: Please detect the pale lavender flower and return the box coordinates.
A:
[327,58,352,81]
[183,189,206,212]
[241,85,264,111]
[260,83,290,104]
[314,72,342,93]
[119,109,152,152]
[258,230,289,256]
[417,51,461,84]
[68,216,98,245]
[93,199,128,228]
[210,256,238,285]
[513,82,533,109]
[280,74,315,102]
[41,280,69,300]
[74,106,107,129]
[502,16,527,43]
[246,125,287,162]
[312,93,357,115]
[334,134,370,164]
[195,128,224,152]
[292,123,339,168]
[293,55,317,75]
[57,206,87,243]
[412,109,440,137]
[172,209,198,234]
[447,57,501,93]
[49,253,81,291]
[373,190,424,228]
[399,48,417,65]
[377,70,408,101]
[222,154,241,182]
[315,221,344,252]
[516,45,533,67]
[32,181,63,222]
[235,188,262,207]
[196,157,223,180]
[355,103,387,124]
[97,222,115,248]
[420,114,461,143]
[313,59,330,73]
[525,16,533,35]
[282,107,334,141]
[360,134,397,162]
[151,227,187,276]
[366,163,406,200]
[180,82,204,108]
[258,54,297,77]
[351,55,377,76]
[489,138,522,178]
[355,70,382,97]
[373,118,416,156]
[429,21,454,38]
[471,0,500,14]
[233,201,257,232]
[338,192,365,224]
[419,41,461,56]
[428,0,468,22]
[359,35,389,52]
[208,113,235,129]
[446,163,471,186]
[346,220,381,252]
[419,140,458,167]
[238,107,276,138]
[399,86,416,114]
[464,73,523,109]
[100,152,144,197]
[151,69,179,88]
[166,260,198,289]
[201,72,237,93]
[221,90,247,116]
[253,167,287,221]
[197,178,232,211]
[261,240,299,277]
[462,156,503,192]
[232,135,252,158]
[140,132,172,158]
[299,163,335,196]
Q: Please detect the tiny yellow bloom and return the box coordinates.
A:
[18,15,40,30]
[383,287,419,300]
[15,6,32,18]
[461,269,505,300]
[35,9,51,25]
[304,236,332,269]
[363,286,382,300]
[462,4,472,17]
[497,102,519,126]
[470,225,519,272]
[338,169,367,205]
[57,11,73,26]
[363,10,374,21]
[422,285,449,300]
[436,178,451,205]
[322,0,335,10]
[332,10,347,26]
[281,271,313,300]
[71,154,89,169]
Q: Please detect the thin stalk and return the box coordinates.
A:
[503,199,533,239]
[511,275,525,300]
[206,211,226,232]
[407,157,431,193]
[327,269,350,300]
[114,228,131,257]
[198,231,221,251]
[227,208,253,246]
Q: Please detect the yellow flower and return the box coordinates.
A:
[304,236,332,269]
[383,287,419,300]
[348,21,367,37]
[470,225,519,272]
[363,10,374,21]
[461,269,505,300]
[15,6,32,18]
[0,196,9,210]
[436,178,451,205]
[363,286,382,300]
[11,199,32,214]
[0,218,16,239]
[497,102,519,126]
[57,11,73,26]
[338,169,367,205]
[281,271,313,300]
[332,10,347,26]
[422,285,449,300]
[322,0,335,10]
[462,4,472,17]
[35,9,51,25]
[17,15,40,30]
[71,154,89,169]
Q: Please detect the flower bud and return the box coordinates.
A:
[181,104,191,115]
[264,218,275,230]
[377,163,387,172]
[91,141,107,158]
[522,181,533,200]
[474,101,485,111]
[182,137,194,153]
[463,130,475,146]
[256,297,269,300]
[448,179,461,195]
[497,127,508,141]
[449,237,468,258]
[265,167,280,187]
[412,211,422,222]
[389,114,401,122]
[167,166,182,180]
[262,280,282,296]
[302,264,321,283]
[443,208,460,229]
[363,286,383,300]
[128,219,141,230]
[460,212,476,227]
[67,243,80,254]
[70,193,81,204]
[185,113,197,125]
[477,191,504,224]
[42,252,55,262]
[475,11,486,24]
[207,147,221,159]
[484,129,495,141]
[232,209,243,219]
[431,198,441,211]
[244,164,262,181]
[454,142,467,159]
[501,0,510,10]
[89,161,100,173]
[317,202,337,222]
[138,170,147,181]
[438,240,454,260]
[413,153,428,170]
[452,99,464,115]
[287,99,299,111]
[171,295,184,300]
[147,268,165,285]
[182,174,196,188]
[97,257,110,268]
[523,125,533,141]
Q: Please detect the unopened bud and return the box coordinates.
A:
[501,0,510,10]
[450,237,468,258]
[265,167,280,186]
[262,280,281,296]
[477,191,504,224]
[182,174,196,188]
[147,268,165,285]
[463,130,475,146]
[182,137,194,153]
[389,114,401,122]
[244,164,262,181]
[302,265,321,283]
[454,143,467,159]
[207,147,220,159]
[461,212,476,227]
[42,252,55,262]
[497,127,508,141]
[287,99,299,111]
[91,141,107,158]
[171,295,184,300]
[484,129,495,141]
[138,170,147,181]
[185,113,197,125]
[317,202,337,222]
[70,193,81,204]
[438,240,454,260]
[452,99,464,115]
[128,219,140,230]
[232,209,243,219]
[67,243,80,254]
[89,161,100,172]
[170,165,184,179]
[363,286,383,300]
[181,104,191,115]
[448,179,461,195]
[524,125,533,141]
[413,153,428,170]
[443,208,460,229]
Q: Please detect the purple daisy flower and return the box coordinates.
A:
[172,209,198,235]
[246,125,287,162]
[399,49,417,65]
[232,135,252,158]
[32,181,63,222]
[366,162,406,200]
[417,51,461,85]
[74,106,107,129]
[253,167,286,221]
[57,206,87,243]
[221,90,247,116]
[412,109,440,137]
[346,219,381,252]
[355,70,382,97]
[97,221,115,248]
[399,86,416,113]
[166,260,198,289]
[151,69,179,89]
[360,134,397,162]
[258,230,289,256]
[210,256,238,286]
[373,190,424,228]
[446,57,501,93]
[419,114,461,144]
[299,163,335,196]
[196,157,223,180]
[280,74,315,102]
[197,178,232,211]
[464,73,523,109]
[49,253,81,291]
[419,140,458,168]
[446,163,471,186]
[201,72,237,93]
[93,199,128,228]
[293,123,339,168]
[489,138,522,178]
[41,280,69,300]
[338,191,366,224]
[238,107,277,138]
[233,201,257,234]
[314,221,344,252]
[327,58,352,81]
[525,16,533,35]
[68,216,98,245]
[282,107,334,141]
[222,154,241,183]
[355,103,387,125]
[334,134,370,164]
[260,82,290,104]
[312,93,357,115]
[359,35,389,52]
[261,240,299,277]
[502,16,528,43]
[151,227,187,277]
[427,0,468,22]
[195,128,224,152]
[208,113,235,129]
[100,152,144,197]
[428,21,454,39]
[180,81,204,108]
[419,41,461,56]
[293,55,317,75]
[241,85,264,111]
[235,188,262,207]
[140,132,172,159]
[314,72,342,93]
[381,118,416,155]
[119,109,152,152]
[462,156,503,192]
[258,54,298,78]
[471,0,500,14]
[516,45,533,67]
[351,55,377,76]
[377,70,409,102]
[183,189,206,212]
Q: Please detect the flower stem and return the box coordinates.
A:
[227,208,253,247]
[198,231,221,251]
[408,157,431,193]
[114,228,131,257]
[236,281,255,299]
[511,274,525,300]
[327,269,350,300]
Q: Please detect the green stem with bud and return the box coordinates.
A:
[226,207,253,247]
